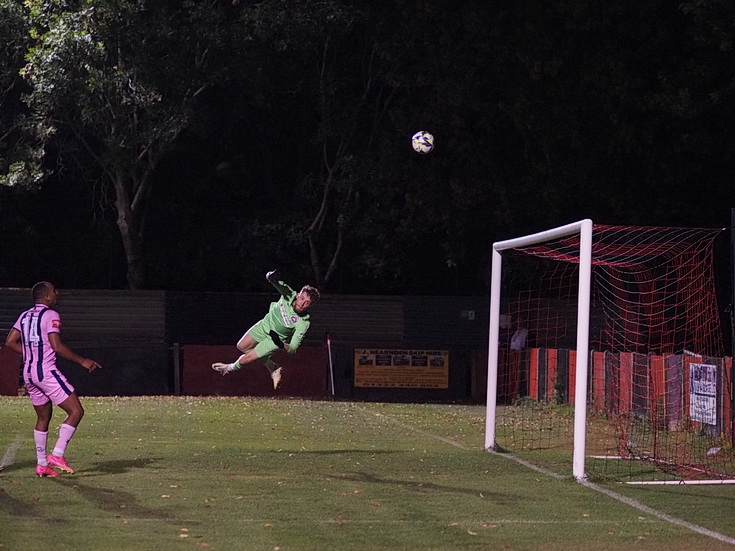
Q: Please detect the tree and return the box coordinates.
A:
[228,0,401,289]
[2,0,732,295]
[5,0,232,288]
[0,1,42,188]
[215,1,503,292]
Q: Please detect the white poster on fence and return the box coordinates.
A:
[689,362,717,425]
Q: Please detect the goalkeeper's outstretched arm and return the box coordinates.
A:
[266,269,295,299]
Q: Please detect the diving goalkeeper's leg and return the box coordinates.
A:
[212,361,239,375]
[212,335,280,380]
[212,348,260,375]
[264,358,283,390]
[212,332,260,375]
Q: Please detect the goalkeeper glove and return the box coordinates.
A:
[266,269,281,283]
[269,330,285,350]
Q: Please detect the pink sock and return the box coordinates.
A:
[52,423,76,457]
[34,430,48,465]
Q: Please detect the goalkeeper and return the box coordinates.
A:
[212,270,320,389]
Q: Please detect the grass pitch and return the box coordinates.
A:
[1,396,735,550]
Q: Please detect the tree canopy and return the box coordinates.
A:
[0,0,733,294]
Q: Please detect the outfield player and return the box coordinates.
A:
[212,270,319,389]
[4,282,101,477]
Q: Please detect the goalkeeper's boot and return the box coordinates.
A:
[271,367,283,390]
[47,454,75,474]
[212,362,233,376]
[36,464,60,477]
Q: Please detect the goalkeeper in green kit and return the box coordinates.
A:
[212,270,320,389]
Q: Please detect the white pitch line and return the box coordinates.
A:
[490,449,735,546]
[0,434,23,472]
[627,479,735,486]
[580,479,735,546]
[361,407,735,547]
[489,449,565,480]
[366,410,471,451]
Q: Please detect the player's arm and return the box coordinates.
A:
[49,333,101,372]
[268,318,309,354]
[284,318,310,354]
[265,270,295,299]
[4,328,22,355]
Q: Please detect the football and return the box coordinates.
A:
[411,130,434,154]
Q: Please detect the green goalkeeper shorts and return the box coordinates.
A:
[247,319,286,360]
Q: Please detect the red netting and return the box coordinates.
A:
[495,224,733,481]
[511,225,724,357]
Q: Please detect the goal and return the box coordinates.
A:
[484,220,732,483]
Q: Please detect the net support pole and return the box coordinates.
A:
[572,219,593,481]
[326,333,335,397]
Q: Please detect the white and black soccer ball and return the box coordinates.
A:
[411,130,434,154]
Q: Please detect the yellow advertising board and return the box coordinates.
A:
[354,349,449,389]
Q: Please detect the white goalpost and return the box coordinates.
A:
[484,219,593,482]
[484,219,733,484]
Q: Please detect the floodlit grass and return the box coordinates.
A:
[1,396,735,550]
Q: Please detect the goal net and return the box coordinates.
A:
[485,220,733,483]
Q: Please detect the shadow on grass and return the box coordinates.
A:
[0,480,47,520]
[78,457,163,477]
[0,457,160,478]
[0,457,194,524]
[332,471,522,504]
[52,476,198,524]
[0,459,35,473]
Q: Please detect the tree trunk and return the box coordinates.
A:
[113,171,145,289]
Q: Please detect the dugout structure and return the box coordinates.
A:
[484,220,733,483]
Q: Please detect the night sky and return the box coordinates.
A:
[0,0,733,298]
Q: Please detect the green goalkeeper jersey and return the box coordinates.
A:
[259,277,311,353]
